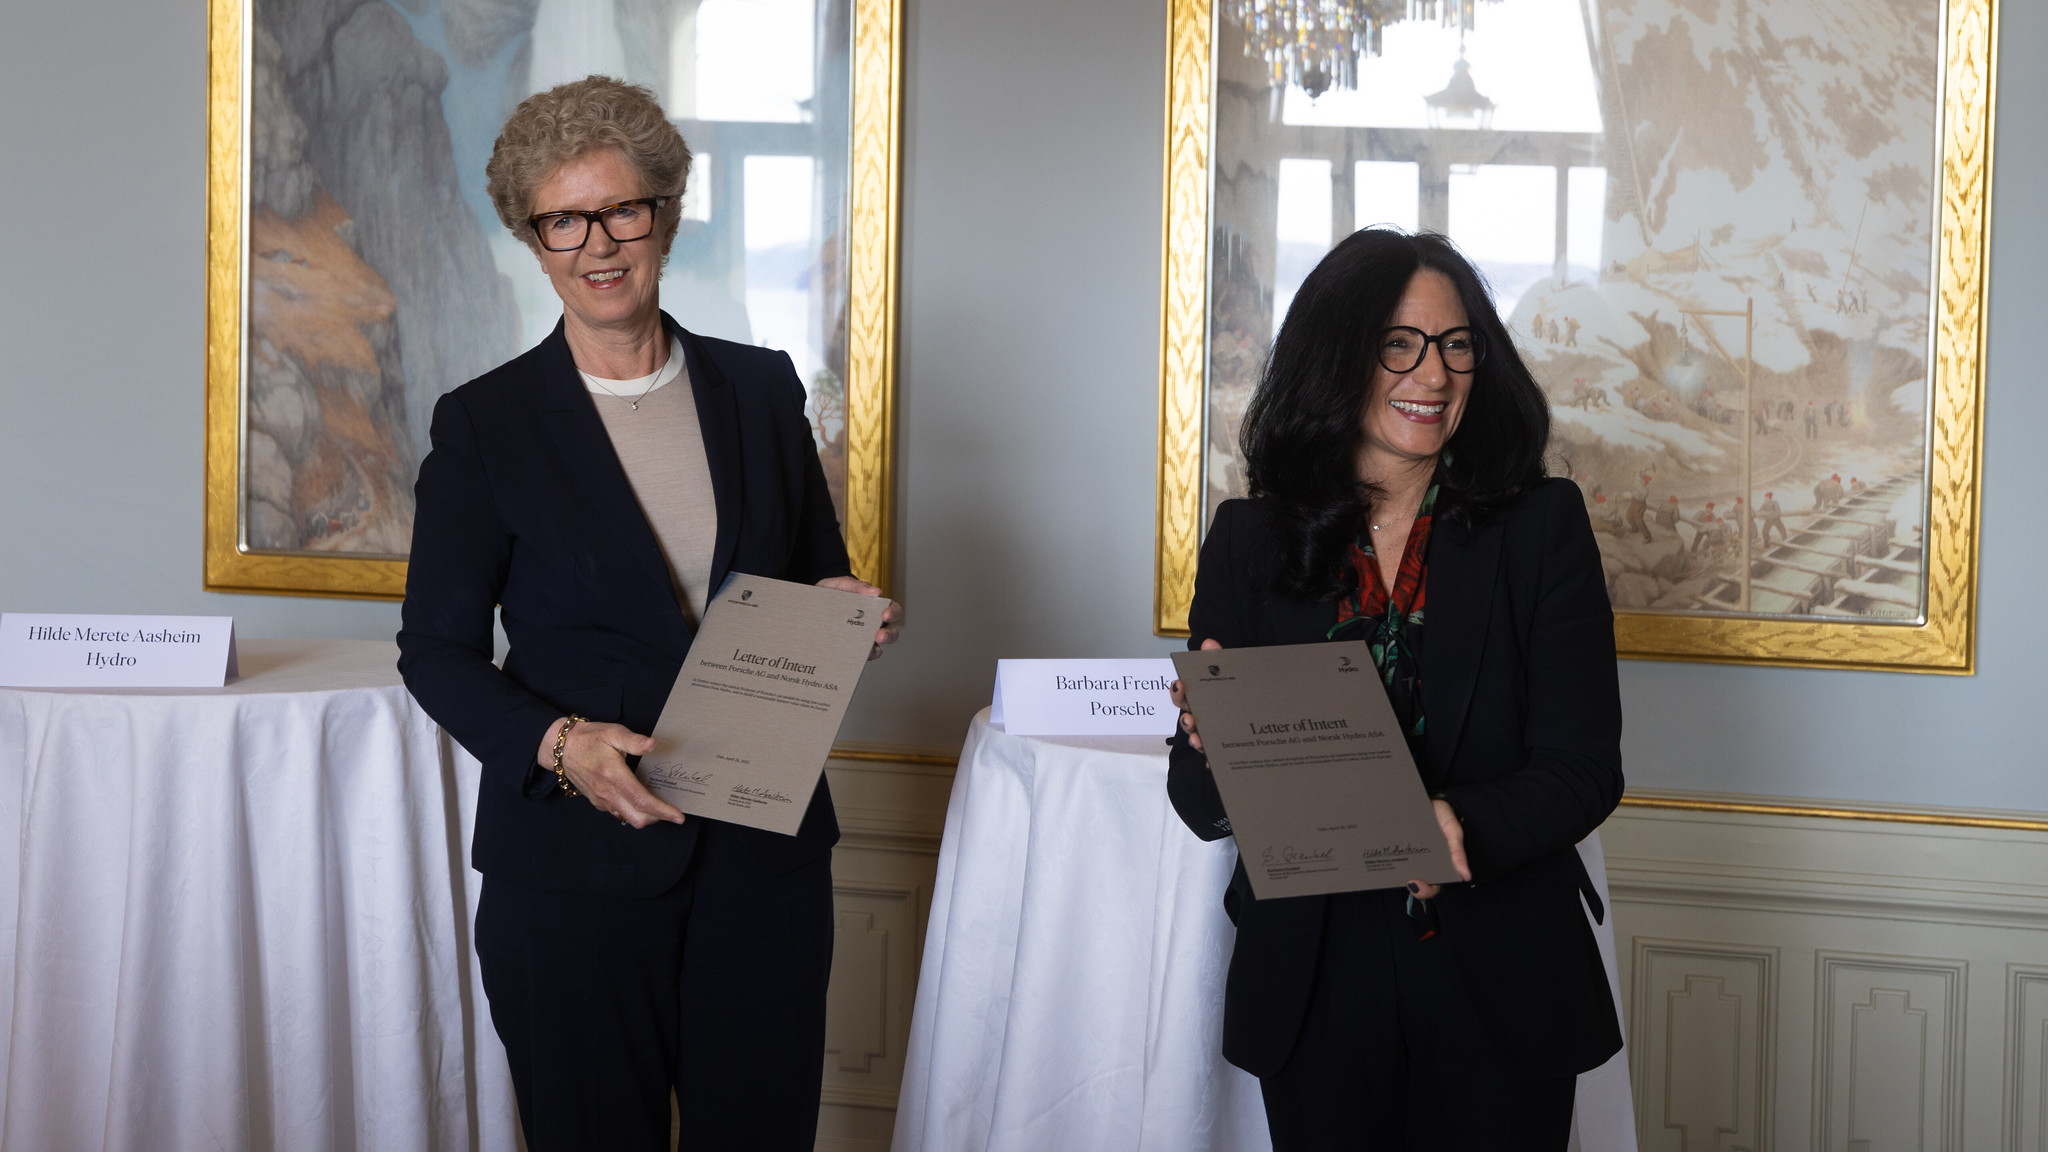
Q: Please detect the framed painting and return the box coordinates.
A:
[206,0,902,599]
[1156,0,1996,672]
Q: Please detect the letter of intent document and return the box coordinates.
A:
[642,575,884,835]
[1171,642,1459,898]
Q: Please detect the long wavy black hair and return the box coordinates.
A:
[1239,228,1550,603]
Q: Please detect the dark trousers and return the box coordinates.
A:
[475,820,834,1152]
[1259,890,1576,1152]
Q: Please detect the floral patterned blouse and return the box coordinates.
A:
[1327,484,1438,768]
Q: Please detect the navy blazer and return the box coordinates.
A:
[1167,479,1624,1078]
[398,314,852,896]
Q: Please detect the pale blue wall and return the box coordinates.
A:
[2,0,2039,812]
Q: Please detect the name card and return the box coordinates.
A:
[991,658,1178,736]
[0,614,239,688]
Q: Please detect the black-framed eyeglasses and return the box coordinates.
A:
[527,196,671,252]
[1378,326,1484,375]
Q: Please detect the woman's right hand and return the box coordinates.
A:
[1168,638,1225,752]
[537,718,687,829]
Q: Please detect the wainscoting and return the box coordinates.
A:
[1605,793,2048,1152]
[815,749,957,1152]
[808,761,2048,1152]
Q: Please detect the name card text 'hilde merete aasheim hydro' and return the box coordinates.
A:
[0,614,240,688]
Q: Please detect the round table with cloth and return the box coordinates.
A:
[892,708,1637,1152]
[0,638,517,1152]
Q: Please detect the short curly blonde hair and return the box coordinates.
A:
[486,75,691,245]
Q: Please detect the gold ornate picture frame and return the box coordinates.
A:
[206,0,902,600]
[1155,0,1996,674]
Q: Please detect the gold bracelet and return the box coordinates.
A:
[551,715,586,798]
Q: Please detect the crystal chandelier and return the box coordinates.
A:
[1223,0,1500,98]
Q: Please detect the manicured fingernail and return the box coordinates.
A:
[1406,882,1421,894]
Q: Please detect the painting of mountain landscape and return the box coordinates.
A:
[241,0,854,557]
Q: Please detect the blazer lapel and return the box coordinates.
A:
[536,322,688,634]
[1421,513,1503,784]
[673,319,743,592]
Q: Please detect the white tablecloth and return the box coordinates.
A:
[894,711,1637,1152]
[0,639,518,1152]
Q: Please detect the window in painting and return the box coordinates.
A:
[691,0,816,123]
[1272,158,1333,337]
[743,154,822,388]
[1354,161,1419,235]
[1448,164,1556,320]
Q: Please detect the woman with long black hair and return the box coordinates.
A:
[1167,228,1623,1150]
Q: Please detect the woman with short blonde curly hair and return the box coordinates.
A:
[399,73,902,1152]
[485,76,691,249]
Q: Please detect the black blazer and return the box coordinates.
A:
[397,314,852,896]
[1167,479,1624,1079]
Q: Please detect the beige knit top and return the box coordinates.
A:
[583,338,718,624]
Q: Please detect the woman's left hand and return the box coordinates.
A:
[1406,799,1471,899]
[815,575,903,659]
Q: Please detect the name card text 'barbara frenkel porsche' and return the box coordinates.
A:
[0,614,240,688]
[991,658,1179,736]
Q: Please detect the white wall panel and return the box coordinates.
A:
[1607,801,2048,1152]
[2006,967,2048,1152]
[1814,953,1965,1152]
[815,755,949,1152]
[1631,941,1775,1152]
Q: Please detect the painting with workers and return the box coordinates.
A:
[1534,0,1936,621]
[1192,0,1952,628]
